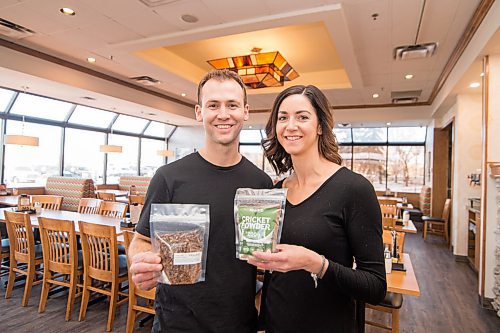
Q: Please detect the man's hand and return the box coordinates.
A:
[130,251,162,291]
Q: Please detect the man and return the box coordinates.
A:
[129,69,272,332]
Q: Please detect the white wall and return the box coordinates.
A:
[483,54,500,299]
[444,95,482,256]
[425,120,435,188]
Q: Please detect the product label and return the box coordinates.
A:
[238,206,278,255]
[173,252,202,265]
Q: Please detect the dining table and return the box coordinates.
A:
[95,189,129,197]
[0,207,128,242]
[386,253,420,296]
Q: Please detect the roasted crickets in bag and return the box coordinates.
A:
[234,188,287,260]
[150,204,210,285]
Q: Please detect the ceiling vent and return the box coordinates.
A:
[394,42,437,60]
[139,0,180,7]
[391,90,421,104]
[130,76,161,86]
[0,18,35,39]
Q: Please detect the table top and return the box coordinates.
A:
[0,207,125,237]
[386,253,420,296]
[394,220,417,234]
[0,195,20,207]
[377,196,403,203]
[95,189,129,197]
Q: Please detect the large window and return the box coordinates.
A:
[387,146,425,192]
[112,114,149,134]
[0,87,173,187]
[240,145,264,170]
[140,138,166,176]
[9,93,73,121]
[352,146,387,191]
[339,126,426,192]
[0,88,15,112]
[238,127,427,193]
[68,106,115,129]
[106,134,139,184]
[4,121,62,186]
[64,128,105,183]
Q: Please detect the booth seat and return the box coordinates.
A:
[118,176,151,196]
[44,176,96,212]
[406,185,431,223]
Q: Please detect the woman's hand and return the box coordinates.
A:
[247,244,326,274]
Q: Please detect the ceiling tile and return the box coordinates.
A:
[153,0,223,29]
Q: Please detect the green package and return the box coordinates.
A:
[234,188,287,260]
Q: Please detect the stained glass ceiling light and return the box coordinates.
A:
[207,51,299,89]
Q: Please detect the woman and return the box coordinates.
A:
[248,85,386,332]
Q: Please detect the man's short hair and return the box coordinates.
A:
[197,69,247,105]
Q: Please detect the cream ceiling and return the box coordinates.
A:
[0,0,496,128]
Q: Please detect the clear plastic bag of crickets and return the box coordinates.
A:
[150,204,210,285]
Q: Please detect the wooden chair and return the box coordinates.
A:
[78,198,102,214]
[423,198,451,243]
[31,195,63,210]
[366,231,406,332]
[38,216,82,321]
[1,223,10,277]
[366,293,403,332]
[4,211,43,306]
[97,192,116,202]
[78,221,128,332]
[123,231,156,333]
[128,195,145,206]
[380,204,397,229]
[99,201,128,219]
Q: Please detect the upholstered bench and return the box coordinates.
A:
[405,185,431,223]
[118,176,152,196]
[45,177,96,212]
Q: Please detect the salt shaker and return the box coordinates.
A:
[384,245,392,274]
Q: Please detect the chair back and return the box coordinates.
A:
[442,198,451,221]
[99,201,128,219]
[38,217,77,275]
[128,195,145,206]
[97,192,116,202]
[78,198,102,214]
[382,230,405,257]
[4,211,36,263]
[123,231,156,300]
[78,221,118,282]
[31,195,63,210]
[380,204,397,229]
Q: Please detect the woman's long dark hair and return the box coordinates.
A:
[262,85,342,175]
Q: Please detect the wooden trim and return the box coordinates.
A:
[488,162,500,177]
[454,255,468,263]
[480,55,489,299]
[0,38,195,109]
[427,0,495,105]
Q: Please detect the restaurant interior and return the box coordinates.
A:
[0,0,499,332]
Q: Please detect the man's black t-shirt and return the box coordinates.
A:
[136,152,272,332]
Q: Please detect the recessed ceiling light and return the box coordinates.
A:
[372,93,380,98]
[386,122,391,126]
[480,72,485,77]
[405,74,414,80]
[87,57,96,63]
[60,8,76,16]
[248,126,253,129]
[181,93,186,97]
[181,14,198,23]
[469,82,480,88]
